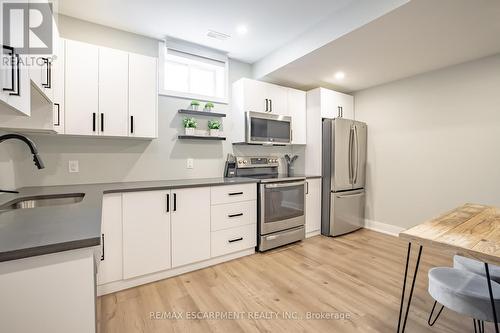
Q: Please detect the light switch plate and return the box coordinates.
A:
[68,160,79,173]
[187,158,194,169]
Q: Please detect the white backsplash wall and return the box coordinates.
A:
[8,15,305,187]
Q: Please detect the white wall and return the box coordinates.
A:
[8,15,303,187]
[355,54,500,229]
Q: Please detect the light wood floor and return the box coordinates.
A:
[97,229,476,333]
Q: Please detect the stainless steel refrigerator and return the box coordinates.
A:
[321,118,367,236]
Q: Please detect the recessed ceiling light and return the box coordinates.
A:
[236,25,248,35]
[334,71,345,80]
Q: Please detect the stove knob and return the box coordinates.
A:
[238,160,242,164]
[243,160,248,164]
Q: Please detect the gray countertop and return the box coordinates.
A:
[0,177,258,263]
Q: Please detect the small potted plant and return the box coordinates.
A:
[208,120,221,137]
[204,102,214,112]
[190,100,200,111]
[183,117,197,135]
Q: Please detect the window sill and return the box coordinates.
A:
[158,90,228,105]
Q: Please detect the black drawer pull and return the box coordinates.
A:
[228,237,243,243]
[228,192,243,196]
[228,213,243,218]
[101,234,105,261]
[130,116,134,133]
[166,194,170,212]
[92,113,96,132]
[54,103,60,126]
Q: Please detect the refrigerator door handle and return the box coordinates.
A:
[336,192,364,198]
[353,125,359,184]
[348,126,353,184]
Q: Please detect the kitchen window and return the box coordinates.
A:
[159,40,228,103]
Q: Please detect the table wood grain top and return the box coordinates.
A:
[399,203,500,265]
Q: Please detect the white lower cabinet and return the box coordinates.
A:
[171,187,211,268]
[122,190,171,279]
[305,178,322,235]
[98,193,123,285]
[98,183,257,294]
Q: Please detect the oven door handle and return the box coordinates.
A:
[264,181,305,189]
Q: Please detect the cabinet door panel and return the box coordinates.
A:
[65,40,99,135]
[129,53,157,138]
[99,47,128,137]
[243,78,268,112]
[171,187,211,267]
[122,190,171,279]
[266,83,288,115]
[287,88,306,144]
[98,193,123,285]
[52,39,65,133]
[305,179,322,234]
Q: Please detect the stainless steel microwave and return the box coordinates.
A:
[245,111,292,145]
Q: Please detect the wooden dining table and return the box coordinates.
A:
[396,203,500,333]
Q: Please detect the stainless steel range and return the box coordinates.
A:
[228,156,306,251]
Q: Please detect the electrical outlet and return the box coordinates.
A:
[187,158,194,169]
[68,160,79,173]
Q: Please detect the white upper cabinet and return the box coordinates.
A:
[320,88,354,120]
[52,39,65,134]
[287,88,307,144]
[98,47,128,137]
[128,53,157,138]
[171,187,211,268]
[238,78,287,114]
[64,40,99,136]
[232,78,306,144]
[122,190,171,279]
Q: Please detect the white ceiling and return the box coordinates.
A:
[57,0,355,63]
[265,0,500,92]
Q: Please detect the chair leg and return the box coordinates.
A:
[485,263,499,333]
[474,319,485,333]
[427,300,444,326]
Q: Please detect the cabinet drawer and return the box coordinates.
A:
[211,184,256,205]
[211,200,256,231]
[211,224,257,257]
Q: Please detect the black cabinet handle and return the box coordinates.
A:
[265,99,268,112]
[92,113,96,132]
[173,193,177,211]
[306,181,309,195]
[2,45,14,92]
[101,234,105,261]
[228,237,243,243]
[47,60,52,89]
[166,194,170,212]
[54,103,60,126]
[8,53,20,96]
[269,99,272,112]
[100,113,104,132]
[130,116,134,134]
[228,192,243,196]
[228,213,243,218]
[41,58,51,88]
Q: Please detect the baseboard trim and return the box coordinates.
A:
[306,229,321,238]
[363,219,404,237]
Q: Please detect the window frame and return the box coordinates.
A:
[158,41,229,104]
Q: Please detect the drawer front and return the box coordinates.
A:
[211,184,257,205]
[211,224,257,257]
[211,200,257,231]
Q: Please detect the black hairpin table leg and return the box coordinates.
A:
[397,242,423,333]
[485,263,499,333]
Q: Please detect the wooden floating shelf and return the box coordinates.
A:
[178,135,226,141]
[178,109,227,117]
